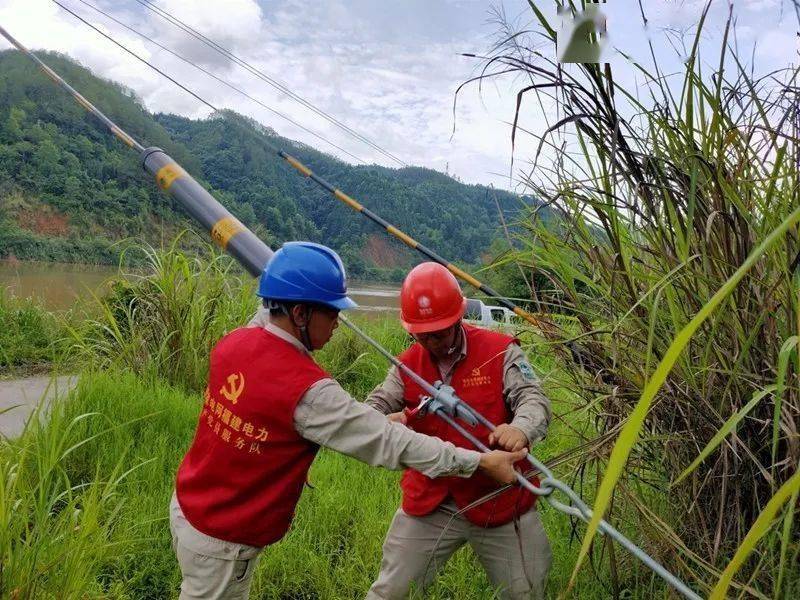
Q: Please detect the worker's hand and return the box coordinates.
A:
[387,411,408,425]
[478,448,528,485]
[488,424,529,452]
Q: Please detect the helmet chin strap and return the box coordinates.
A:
[273,301,315,351]
[298,322,313,351]
[446,323,463,355]
[295,306,315,351]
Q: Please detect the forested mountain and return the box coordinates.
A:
[0,50,545,280]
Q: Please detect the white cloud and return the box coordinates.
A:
[743,0,782,10]
[755,28,799,59]
[147,0,265,69]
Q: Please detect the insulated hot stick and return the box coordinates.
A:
[50,0,561,341]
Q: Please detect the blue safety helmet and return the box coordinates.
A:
[257,242,357,311]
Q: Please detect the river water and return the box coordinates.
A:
[0,260,400,312]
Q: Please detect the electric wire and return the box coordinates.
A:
[132,0,408,167]
[55,0,367,164]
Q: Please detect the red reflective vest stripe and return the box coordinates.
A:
[176,327,328,547]
[398,324,537,527]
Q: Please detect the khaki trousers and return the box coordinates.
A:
[169,493,262,600]
[367,502,551,599]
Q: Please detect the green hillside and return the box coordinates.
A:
[0,49,542,279]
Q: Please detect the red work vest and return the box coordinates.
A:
[176,327,328,547]
[399,324,537,527]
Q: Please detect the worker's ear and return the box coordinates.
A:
[290,304,311,327]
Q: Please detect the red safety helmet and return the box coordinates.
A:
[400,262,467,334]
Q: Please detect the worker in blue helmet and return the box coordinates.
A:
[256,241,357,351]
[170,241,529,600]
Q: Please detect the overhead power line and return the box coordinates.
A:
[133,0,409,167]
[61,0,368,164]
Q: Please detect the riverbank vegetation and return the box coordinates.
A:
[0,288,71,377]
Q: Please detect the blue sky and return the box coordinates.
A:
[0,1,796,191]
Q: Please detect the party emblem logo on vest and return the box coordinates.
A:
[463,367,492,388]
[220,372,245,404]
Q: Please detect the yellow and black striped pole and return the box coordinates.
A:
[0,24,272,278]
[278,150,555,335]
[0,24,142,153]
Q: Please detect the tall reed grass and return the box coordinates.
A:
[66,234,258,391]
[474,1,800,596]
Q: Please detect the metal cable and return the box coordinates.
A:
[132,0,408,167]
[52,1,218,113]
[61,0,368,164]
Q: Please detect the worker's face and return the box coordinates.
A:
[413,322,460,361]
[292,304,340,350]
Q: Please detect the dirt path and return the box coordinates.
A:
[0,375,77,438]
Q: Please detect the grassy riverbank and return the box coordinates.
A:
[0,247,669,599]
[2,244,797,598]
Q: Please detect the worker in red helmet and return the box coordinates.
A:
[366,262,552,600]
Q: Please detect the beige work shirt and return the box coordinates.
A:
[249,316,481,479]
[366,326,551,445]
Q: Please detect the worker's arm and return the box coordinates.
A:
[364,365,406,415]
[294,378,479,478]
[490,343,552,450]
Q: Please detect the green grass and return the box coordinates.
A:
[0,288,71,378]
[1,317,676,599]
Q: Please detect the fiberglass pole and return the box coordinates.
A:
[0,24,272,277]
